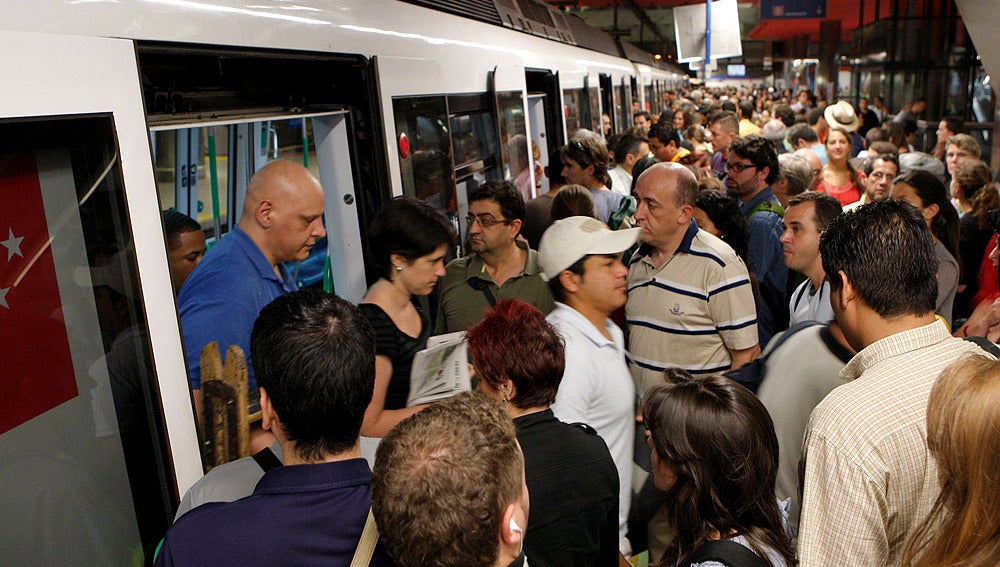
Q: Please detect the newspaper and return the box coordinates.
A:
[407,331,470,407]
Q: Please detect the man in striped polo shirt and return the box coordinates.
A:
[627,163,760,397]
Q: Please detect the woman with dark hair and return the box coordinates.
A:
[550,184,598,222]
[901,355,1000,566]
[692,190,750,264]
[358,196,456,436]
[561,137,633,228]
[952,160,1000,318]
[467,299,621,567]
[642,370,796,567]
[630,155,660,196]
[891,170,961,326]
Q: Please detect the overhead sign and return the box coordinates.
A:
[760,0,827,19]
[674,0,743,63]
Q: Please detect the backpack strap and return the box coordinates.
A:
[349,508,380,567]
[680,539,771,567]
[251,446,282,472]
[468,277,498,307]
[747,200,785,219]
[963,335,1000,358]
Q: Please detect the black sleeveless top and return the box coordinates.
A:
[357,302,430,410]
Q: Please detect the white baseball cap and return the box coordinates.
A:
[538,216,642,281]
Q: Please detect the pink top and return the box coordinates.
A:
[817,178,861,206]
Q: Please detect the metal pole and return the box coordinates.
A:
[704,0,712,82]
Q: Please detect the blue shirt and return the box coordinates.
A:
[178,226,297,389]
[740,187,788,347]
[156,459,394,567]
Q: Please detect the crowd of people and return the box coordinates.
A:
[156,84,1000,567]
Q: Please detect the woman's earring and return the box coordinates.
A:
[394,265,403,272]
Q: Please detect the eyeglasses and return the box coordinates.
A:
[466,213,511,228]
[725,162,757,173]
[868,171,896,181]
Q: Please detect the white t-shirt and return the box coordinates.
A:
[548,303,635,548]
[788,278,835,325]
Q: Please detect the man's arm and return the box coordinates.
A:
[728,344,760,369]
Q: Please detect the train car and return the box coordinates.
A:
[0,1,685,564]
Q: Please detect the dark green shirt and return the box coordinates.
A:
[433,241,554,334]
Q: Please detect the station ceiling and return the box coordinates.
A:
[541,1,863,60]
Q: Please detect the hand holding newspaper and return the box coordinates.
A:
[407,331,471,407]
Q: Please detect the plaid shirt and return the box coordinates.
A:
[798,320,992,566]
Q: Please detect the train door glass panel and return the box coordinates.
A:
[599,74,614,135]
[589,81,604,135]
[645,85,654,112]
[393,95,503,256]
[450,108,501,249]
[393,96,455,230]
[496,90,531,196]
[527,94,550,196]
[613,83,624,133]
[564,89,583,138]
[0,115,173,565]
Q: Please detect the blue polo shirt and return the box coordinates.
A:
[156,458,394,567]
[178,226,297,389]
[740,187,788,347]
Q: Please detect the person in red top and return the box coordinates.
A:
[816,128,862,206]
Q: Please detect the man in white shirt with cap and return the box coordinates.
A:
[538,216,642,557]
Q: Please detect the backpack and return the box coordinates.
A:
[679,539,771,567]
[723,321,821,393]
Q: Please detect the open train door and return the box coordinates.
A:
[0,30,200,565]
[525,69,566,197]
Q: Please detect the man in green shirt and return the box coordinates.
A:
[434,180,554,334]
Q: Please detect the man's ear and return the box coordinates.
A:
[260,386,279,433]
[500,503,522,546]
[835,270,854,310]
[678,203,694,225]
[255,199,275,228]
[507,218,523,240]
[558,269,582,294]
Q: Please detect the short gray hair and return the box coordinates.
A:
[777,153,812,197]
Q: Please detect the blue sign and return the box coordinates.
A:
[760,0,827,19]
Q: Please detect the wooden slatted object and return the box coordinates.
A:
[199,341,252,469]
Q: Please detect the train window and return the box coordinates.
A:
[450,112,499,168]
[564,89,584,136]
[0,115,174,564]
[496,90,527,179]
[612,83,624,133]
[393,96,455,221]
[589,85,602,134]
[152,117,328,289]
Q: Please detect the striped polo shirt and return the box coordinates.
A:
[626,219,759,395]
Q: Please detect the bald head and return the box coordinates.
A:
[242,161,322,221]
[241,160,326,267]
[634,163,697,251]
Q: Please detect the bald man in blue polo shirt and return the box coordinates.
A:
[178,160,326,426]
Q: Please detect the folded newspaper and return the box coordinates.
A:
[407,331,471,406]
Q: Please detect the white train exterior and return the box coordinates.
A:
[0,2,685,563]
